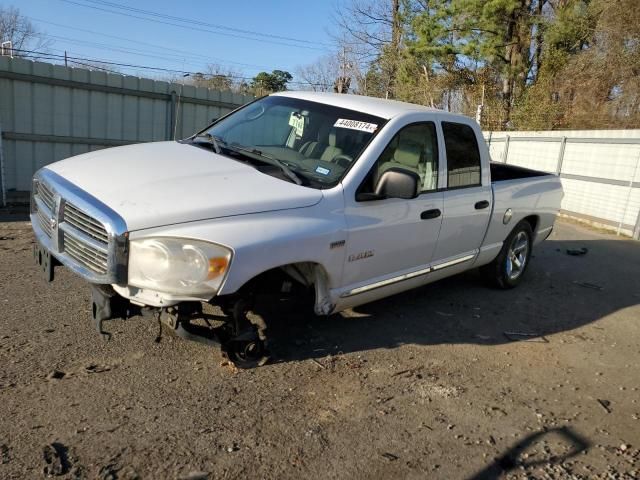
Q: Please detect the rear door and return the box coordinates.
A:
[431,119,492,265]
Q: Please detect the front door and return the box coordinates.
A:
[341,122,444,294]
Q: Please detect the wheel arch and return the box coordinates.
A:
[521,214,539,237]
[223,261,334,316]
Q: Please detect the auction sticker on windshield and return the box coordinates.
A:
[334,118,378,133]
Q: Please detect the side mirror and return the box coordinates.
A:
[374,168,420,200]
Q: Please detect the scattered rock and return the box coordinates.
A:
[178,473,209,480]
[47,370,65,380]
[381,452,398,461]
[0,443,9,464]
[85,364,111,374]
[619,443,628,451]
[226,443,239,453]
[42,442,69,476]
[566,247,588,256]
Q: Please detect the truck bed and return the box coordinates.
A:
[490,162,551,182]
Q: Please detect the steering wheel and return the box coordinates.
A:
[332,154,353,168]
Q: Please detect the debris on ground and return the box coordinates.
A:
[42,443,69,476]
[566,247,589,256]
[85,364,111,374]
[573,281,604,291]
[597,399,612,414]
[392,366,424,377]
[178,472,209,480]
[381,452,399,461]
[311,359,326,369]
[474,334,492,340]
[0,443,9,464]
[503,332,549,342]
[47,370,65,380]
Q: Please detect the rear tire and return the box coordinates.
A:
[481,221,533,289]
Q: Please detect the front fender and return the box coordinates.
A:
[127,195,347,297]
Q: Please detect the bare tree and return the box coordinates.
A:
[0,6,50,57]
[188,64,242,92]
[296,55,339,92]
[332,0,416,98]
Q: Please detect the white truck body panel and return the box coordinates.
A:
[32,92,563,314]
[47,141,322,231]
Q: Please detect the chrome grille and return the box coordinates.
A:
[31,169,127,284]
[36,181,55,211]
[62,231,108,274]
[63,202,109,244]
[36,207,53,238]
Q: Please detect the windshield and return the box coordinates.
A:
[197,96,386,188]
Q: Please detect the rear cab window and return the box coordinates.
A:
[442,122,482,188]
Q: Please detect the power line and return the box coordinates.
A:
[79,0,333,47]
[41,34,270,74]
[31,18,283,71]
[60,0,331,52]
[13,48,333,87]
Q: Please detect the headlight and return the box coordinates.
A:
[128,237,232,296]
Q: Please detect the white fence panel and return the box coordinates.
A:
[485,130,640,239]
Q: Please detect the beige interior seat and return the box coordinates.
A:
[375,141,422,184]
[319,128,344,161]
[299,125,344,161]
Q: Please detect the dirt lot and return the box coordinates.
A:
[0,217,638,479]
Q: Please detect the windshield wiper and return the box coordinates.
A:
[193,132,222,154]
[225,144,303,186]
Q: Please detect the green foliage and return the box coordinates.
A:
[341,0,638,129]
[251,70,293,94]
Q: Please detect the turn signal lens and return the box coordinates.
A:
[208,257,229,279]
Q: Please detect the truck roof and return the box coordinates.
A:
[272,91,443,120]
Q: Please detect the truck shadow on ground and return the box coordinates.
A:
[466,426,590,480]
[263,237,639,363]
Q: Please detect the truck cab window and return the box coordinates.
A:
[442,122,481,188]
[359,122,439,197]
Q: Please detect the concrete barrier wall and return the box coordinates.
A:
[0,56,254,203]
[485,130,640,239]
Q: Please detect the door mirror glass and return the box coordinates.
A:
[373,168,420,200]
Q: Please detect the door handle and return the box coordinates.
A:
[421,209,441,220]
[475,200,490,210]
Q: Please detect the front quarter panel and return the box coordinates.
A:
[127,189,347,296]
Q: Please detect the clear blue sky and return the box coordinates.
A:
[14,0,337,83]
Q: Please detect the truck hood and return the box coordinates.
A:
[45,141,323,231]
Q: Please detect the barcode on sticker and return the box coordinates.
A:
[334,119,377,133]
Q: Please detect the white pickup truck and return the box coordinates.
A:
[31,92,563,367]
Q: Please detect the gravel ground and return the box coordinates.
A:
[0,217,638,479]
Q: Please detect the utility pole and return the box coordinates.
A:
[64,51,68,67]
[476,84,485,126]
[334,46,350,94]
